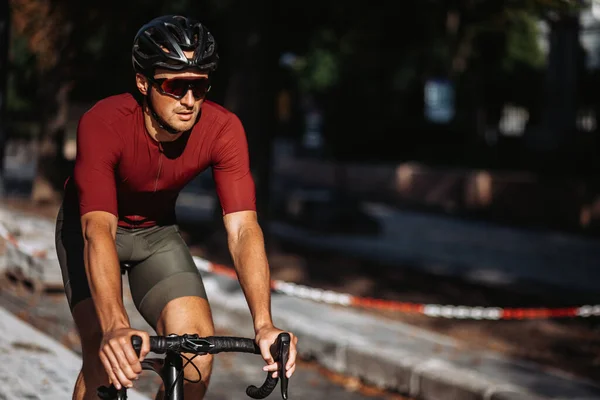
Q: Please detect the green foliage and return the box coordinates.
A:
[7,34,37,113]
[503,9,547,72]
[292,29,341,94]
[278,0,593,161]
[288,0,587,97]
[6,0,593,157]
[528,0,588,16]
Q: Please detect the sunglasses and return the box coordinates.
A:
[148,77,211,100]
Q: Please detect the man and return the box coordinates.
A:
[55,14,298,400]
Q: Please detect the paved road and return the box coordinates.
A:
[206,353,398,400]
[0,277,407,400]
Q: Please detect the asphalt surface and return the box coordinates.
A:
[3,209,600,400]
[2,149,599,400]
[0,277,409,400]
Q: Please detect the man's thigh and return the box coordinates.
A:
[55,203,105,362]
[55,202,92,310]
[126,225,212,331]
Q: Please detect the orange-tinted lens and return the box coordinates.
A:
[161,78,210,99]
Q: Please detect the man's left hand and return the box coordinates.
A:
[255,325,298,379]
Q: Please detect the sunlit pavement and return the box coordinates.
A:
[0,273,407,400]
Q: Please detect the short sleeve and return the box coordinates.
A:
[211,114,256,215]
[73,112,122,217]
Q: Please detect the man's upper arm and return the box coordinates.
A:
[212,114,256,216]
[73,112,121,219]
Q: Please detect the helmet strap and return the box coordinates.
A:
[145,89,182,135]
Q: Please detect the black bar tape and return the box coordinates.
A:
[205,336,261,354]
[246,374,279,399]
[131,335,181,355]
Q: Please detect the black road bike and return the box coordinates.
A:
[97,332,291,399]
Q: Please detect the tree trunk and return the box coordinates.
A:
[30,75,71,204]
[0,0,9,196]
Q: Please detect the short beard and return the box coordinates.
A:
[146,89,184,135]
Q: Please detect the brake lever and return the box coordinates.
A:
[277,333,291,400]
[246,332,291,399]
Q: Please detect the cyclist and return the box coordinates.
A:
[55,14,298,400]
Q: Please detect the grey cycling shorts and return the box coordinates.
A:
[54,202,208,329]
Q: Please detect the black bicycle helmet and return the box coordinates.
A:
[132,15,219,76]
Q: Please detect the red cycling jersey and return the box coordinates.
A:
[64,93,256,228]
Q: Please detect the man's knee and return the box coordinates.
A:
[156,296,215,383]
[155,296,215,336]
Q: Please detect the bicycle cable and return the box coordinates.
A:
[167,354,202,396]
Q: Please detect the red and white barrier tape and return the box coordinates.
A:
[192,257,600,320]
[1,223,598,320]
[0,224,50,259]
[0,224,16,245]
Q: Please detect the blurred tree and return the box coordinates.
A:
[7,0,590,205]
[9,0,200,203]
[11,0,83,203]
[280,0,587,163]
[6,31,37,115]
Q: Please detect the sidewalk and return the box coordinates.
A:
[0,305,150,400]
[1,205,600,400]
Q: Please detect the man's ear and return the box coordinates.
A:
[136,73,149,96]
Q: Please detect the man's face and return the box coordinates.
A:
[136,52,210,134]
[150,69,209,132]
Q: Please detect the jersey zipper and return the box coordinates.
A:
[154,150,163,192]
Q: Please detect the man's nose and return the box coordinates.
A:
[181,89,195,106]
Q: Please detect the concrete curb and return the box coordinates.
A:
[1,206,600,400]
[203,275,558,400]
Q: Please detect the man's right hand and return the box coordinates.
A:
[99,327,151,390]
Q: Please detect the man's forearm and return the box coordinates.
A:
[84,231,130,333]
[229,224,273,332]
